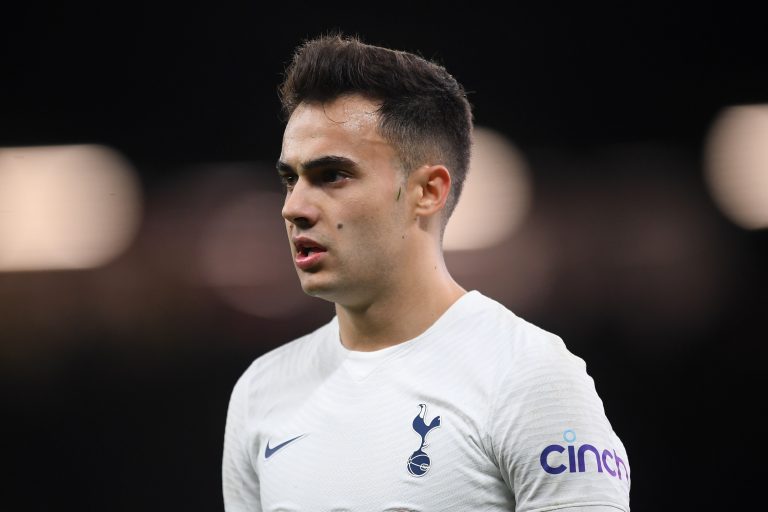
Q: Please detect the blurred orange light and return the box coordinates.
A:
[0,145,142,271]
[197,190,316,318]
[704,104,768,230]
[443,126,533,251]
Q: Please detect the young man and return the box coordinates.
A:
[222,33,631,511]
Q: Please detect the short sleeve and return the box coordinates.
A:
[487,335,631,512]
[222,374,262,512]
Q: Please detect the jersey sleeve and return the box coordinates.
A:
[222,373,262,512]
[487,334,631,512]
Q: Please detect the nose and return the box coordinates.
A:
[281,178,318,229]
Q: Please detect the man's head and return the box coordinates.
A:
[278,33,474,222]
[277,34,473,306]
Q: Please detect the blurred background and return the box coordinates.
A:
[1,1,766,510]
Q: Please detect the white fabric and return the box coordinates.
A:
[223,291,630,511]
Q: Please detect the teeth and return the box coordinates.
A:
[298,244,323,257]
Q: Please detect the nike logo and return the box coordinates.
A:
[264,434,306,459]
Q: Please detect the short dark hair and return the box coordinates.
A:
[278,33,474,223]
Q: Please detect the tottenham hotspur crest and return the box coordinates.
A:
[407,403,441,477]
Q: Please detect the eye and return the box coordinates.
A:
[279,173,297,189]
[320,169,347,184]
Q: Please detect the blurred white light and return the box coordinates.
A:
[0,145,142,271]
[444,126,533,251]
[198,190,315,318]
[704,104,768,230]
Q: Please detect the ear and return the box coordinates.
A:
[412,164,452,217]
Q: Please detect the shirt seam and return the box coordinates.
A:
[526,503,627,512]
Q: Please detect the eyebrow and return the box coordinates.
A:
[276,155,357,174]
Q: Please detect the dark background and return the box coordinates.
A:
[2,2,766,510]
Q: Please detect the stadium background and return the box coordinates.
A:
[2,2,765,510]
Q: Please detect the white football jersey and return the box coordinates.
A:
[223,291,631,511]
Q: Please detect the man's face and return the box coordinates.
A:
[278,94,410,307]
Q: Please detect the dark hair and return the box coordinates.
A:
[278,33,474,222]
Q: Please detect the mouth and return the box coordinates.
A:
[294,238,327,255]
[297,245,323,257]
[293,237,327,270]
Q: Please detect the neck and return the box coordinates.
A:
[335,248,466,352]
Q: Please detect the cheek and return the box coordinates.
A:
[357,202,398,233]
[335,191,405,244]
[354,211,404,258]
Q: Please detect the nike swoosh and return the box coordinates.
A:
[264,434,306,459]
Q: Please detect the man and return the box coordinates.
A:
[222,33,631,511]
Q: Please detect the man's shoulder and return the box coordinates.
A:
[237,316,337,383]
[226,316,339,423]
[462,291,575,363]
[466,291,561,343]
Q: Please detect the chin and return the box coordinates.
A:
[299,276,361,307]
[298,274,336,300]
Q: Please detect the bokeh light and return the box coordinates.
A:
[0,144,142,271]
[196,179,317,319]
[443,126,533,251]
[704,104,768,230]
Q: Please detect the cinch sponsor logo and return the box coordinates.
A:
[540,429,629,481]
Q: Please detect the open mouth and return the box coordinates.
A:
[293,238,328,264]
[293,239,327,270]
[297,243,326,256]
